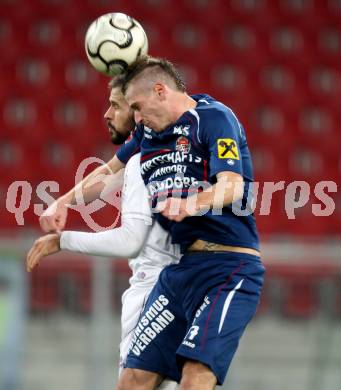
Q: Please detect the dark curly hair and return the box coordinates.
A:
[108,74,126,90]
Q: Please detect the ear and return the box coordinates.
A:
[154,82,166,99]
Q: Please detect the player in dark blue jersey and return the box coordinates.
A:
[116,57,265,390]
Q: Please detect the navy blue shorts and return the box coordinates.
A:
[125,251,265,385]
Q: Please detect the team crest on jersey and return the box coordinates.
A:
[217,138,239,160]
[176,136,191,153]
[173,125,190,136]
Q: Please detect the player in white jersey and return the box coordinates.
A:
[26,76,180,389]
[27,153,180,375]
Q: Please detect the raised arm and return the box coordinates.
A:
[39,121,144,233]
[39,155,125,233]
[160,107,246,221]
[27,154,152,271]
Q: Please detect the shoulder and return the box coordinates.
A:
[125,153,141,178]
[198,100,239,124]
[134,124,144,137]
[125,125,144,144]
[197,103,242,139]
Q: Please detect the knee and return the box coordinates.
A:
[180,361,216,390]
[116,370,132,390]
[117,368,161,390]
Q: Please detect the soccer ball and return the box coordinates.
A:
[85,12,148,76]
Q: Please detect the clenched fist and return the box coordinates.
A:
[39,199,68,233]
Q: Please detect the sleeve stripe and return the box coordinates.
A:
[189,108,201,143]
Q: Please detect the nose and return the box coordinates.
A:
[134,111,142,124]
[104,106,115,121]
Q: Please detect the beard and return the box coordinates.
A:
[108,126,130,145]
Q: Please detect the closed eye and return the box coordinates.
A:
[110,102,119,109]
[130,103,140,111]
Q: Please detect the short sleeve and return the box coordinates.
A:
[200,108,243,178]
[121,153,152,224]
[116,125,143,164]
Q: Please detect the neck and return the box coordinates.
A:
[171,93,197,122]
[155,92,197,133]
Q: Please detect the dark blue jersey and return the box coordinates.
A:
[117,94,259,252]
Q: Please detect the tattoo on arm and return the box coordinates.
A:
[203,242,218,250]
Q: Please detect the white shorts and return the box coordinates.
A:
[119,278,180,389]
[119,283,154,369]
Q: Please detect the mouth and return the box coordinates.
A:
[108,123,116,134]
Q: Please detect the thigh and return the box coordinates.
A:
[120,285,152,369]
[125,269,187,383]
[177,255,265,385]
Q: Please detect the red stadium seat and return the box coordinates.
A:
[171,23,213,60]
[298,106,337,137]
[273,0,328,28]
[1,95,45,143]
[124,0,185,23]
[0,138,32,179]
[111,259,130,308]
[31,141,80,193]
[327,0,341,23]
[329,194,341,236]
[284,200,331,236]
[282,274,321,318]
[266,25,315,70]
[306,66,341,110]
[260,64,306,106]
[181,0,232,28]
[227,0,276,25]
[219,24,267,69]
[267,263,336,318]
[249,104,294,147]
[210,63,249,97]
[29,258,92,313]
[64,58,100,93]
[0,17,22,62]
[313,26,341,67]
[288,147,326,182]
[255,195,290,235]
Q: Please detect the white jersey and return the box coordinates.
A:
[122,154,180,287]
[119,154,180,367]
[60,153,180,370]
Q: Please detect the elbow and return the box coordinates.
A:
[234,182,244,202]
[123,225,148,258]
[217,172,244,204]
[128,249,141,258]
[229,176,244,203]
[125,241,145,258]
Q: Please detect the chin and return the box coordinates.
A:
[110,133,129,145]
[110,137,124,146]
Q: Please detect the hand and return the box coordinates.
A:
[159,197,193,222]
[26,233,61,272]
[39,198,68,233]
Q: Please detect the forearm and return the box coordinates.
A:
[160,173,244,222]
[191,173,244,214]
[59,155,125,206]
[196,179,243,210]
[60,218,150,258]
